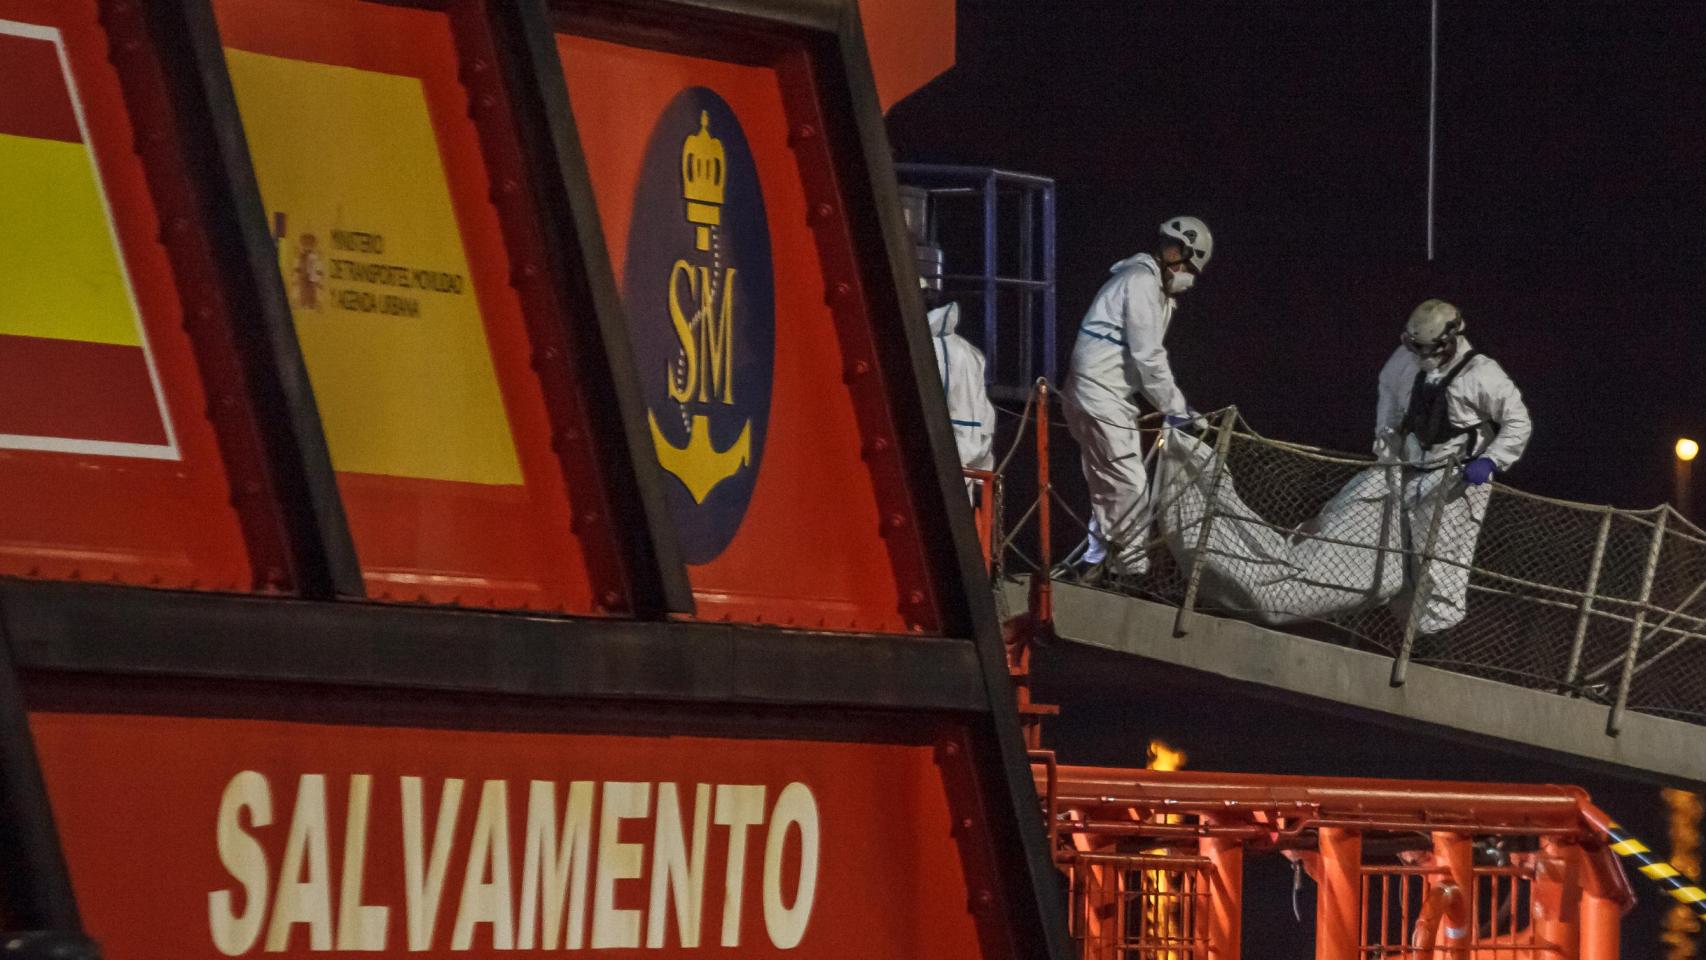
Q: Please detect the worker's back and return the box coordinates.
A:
[928,301,996,471]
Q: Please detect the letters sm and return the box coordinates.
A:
[624,88,775,564]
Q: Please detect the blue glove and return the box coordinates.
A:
[1463,457,1496,485]
[1165,409,1202,429]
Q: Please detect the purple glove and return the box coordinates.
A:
[1463,457,1496,485]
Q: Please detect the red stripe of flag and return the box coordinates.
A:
[0,33,82,144]
[0,334,167,445]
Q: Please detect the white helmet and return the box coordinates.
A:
[1160,216,1213,273]
[1401,299,1465,362]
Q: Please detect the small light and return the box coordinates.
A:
[1678,438,1700,462]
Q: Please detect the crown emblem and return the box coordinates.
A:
[681,111,726,251]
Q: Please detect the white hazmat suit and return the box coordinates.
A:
[1375,336,1532,634]
[1063,254,1187,574]
[928,302,996,493]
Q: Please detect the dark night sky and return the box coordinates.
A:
[885,5,1706,955]
[887,1,1706,514]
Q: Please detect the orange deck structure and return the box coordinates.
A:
[1034,762,1638,960]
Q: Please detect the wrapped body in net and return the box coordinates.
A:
[1155,430,1406,624]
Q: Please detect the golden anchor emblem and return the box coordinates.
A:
[649,413,751,504]
[651,111,752,503]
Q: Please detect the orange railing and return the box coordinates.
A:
[1362,861,1563,960]
[1068,850,1211,960]
[965,377,1052,597]
[1031,761,1636,960]
[964,467,998,571]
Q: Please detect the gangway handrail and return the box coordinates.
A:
[989,381,1706,732]
[1194,405,1706,541]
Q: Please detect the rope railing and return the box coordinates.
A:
[985,382,1706,734]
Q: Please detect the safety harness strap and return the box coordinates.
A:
[1400,349,1483,461]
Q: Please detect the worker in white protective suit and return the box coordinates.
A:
[1061,216,1212,582]
[927,298,996,496]
[917,242,996,502]
[1375,299,1532,635]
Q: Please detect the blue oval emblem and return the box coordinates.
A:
[622,88,775,565]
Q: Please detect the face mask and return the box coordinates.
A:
[1165,269,1195,295]
[1414,343,1458,372]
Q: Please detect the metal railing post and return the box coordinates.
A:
[1316,828,1363,960]
[982,171,998,383]
[1536,838,1583,960]
[1199,816,1243,960]
[1033,379,1053,628]
[992,464,1007,581]
[1041,184,1057,382]
[1614,577,1706,683]
[1563,509,1613,693]
[1392,468,1455,686]
[1018,184,1035,385]
[1175,410,1238,637]
[1608,510,1667,735]
[1430,832,1474,960]
[1580,888,1623,960]
[963,468,998,572]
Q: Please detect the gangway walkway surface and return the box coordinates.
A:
[1002,578,1706,789]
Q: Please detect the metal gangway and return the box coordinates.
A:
[976,384,1706,783]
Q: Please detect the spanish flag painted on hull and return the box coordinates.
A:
[0,21,175,458]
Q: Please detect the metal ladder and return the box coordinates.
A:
[895,164,1058,402]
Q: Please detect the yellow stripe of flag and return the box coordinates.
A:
[1611,838,1650,856]
[1666,886,1706,904]
[1641,862,1682,880]
[0,133,143,347]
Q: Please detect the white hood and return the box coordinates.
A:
[927,301,959,337]
[925,299,996,478]
[1110,253,1158,276]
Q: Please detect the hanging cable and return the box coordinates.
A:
[1427,0,1439,261]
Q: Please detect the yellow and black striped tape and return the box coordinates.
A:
[1603,821,1706,916]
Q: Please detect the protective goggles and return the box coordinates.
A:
[1161,253,1200,275]
[1400,321,1462,358]
[1401,333,1449,357]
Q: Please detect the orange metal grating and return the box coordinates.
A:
[1361,864,1563,960]
[1067,852,1212,960]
